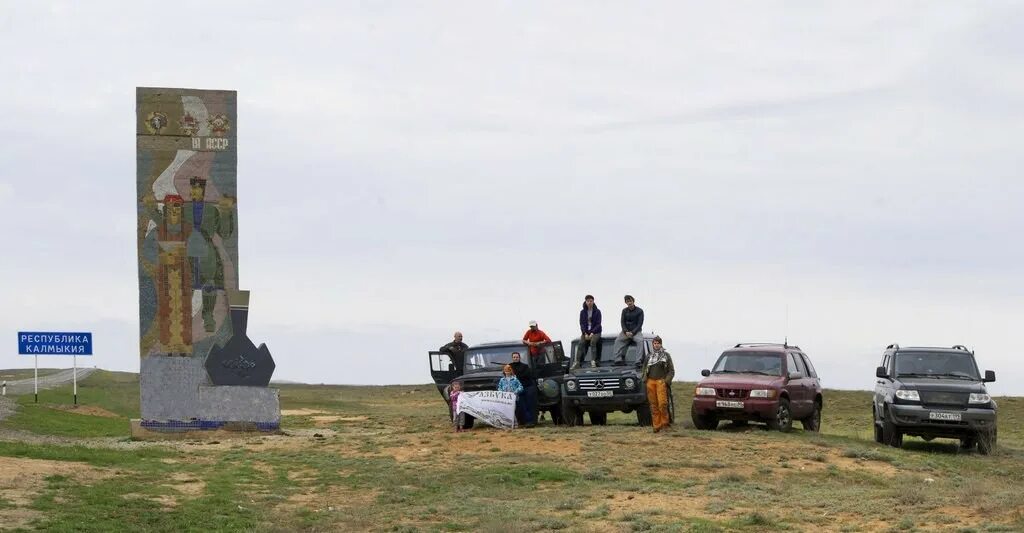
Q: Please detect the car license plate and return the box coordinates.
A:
[716,400,744,409]
[929,411,962,421]
[587,390,613,398]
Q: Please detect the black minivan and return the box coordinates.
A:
[873,344,997,454]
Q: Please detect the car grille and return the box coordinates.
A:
[460,379,495,392]
[578,378,620,391]
[716,388,750,399]
[919,391,968,407]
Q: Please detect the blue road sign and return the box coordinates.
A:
[18,332,93,355]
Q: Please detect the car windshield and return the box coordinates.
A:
[712,352,783,375]
[895,352,980,380]
[570,338,643,365]
[464,346,522,373]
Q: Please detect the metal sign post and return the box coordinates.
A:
[17,332,93,404]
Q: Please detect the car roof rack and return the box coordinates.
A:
[733,342,799,350]
[886,343,900,350]
[951,344,972,352]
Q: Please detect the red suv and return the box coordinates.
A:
[691,343,822,432]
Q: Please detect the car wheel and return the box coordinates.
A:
[768,398,793,433]
[959,437,977,450]
[978,429,997,455]
[690,405,718,430]
[801,401,822,432]
[872,410,884,444]
[881,410,902,448]
[590,411,608,426]
[635,404,653,426]
[560,401,580,427]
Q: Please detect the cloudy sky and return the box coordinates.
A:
[1,2,1022,393]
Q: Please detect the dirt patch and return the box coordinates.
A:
[49,404,121,418]
[283,487,380,513]
[609,491,713,518]
[0,457,114,530]
[282,409,327,416]
[310,415,368,425]
[165,472,205,497]
[380,430,584,463]
[287,468,319,483]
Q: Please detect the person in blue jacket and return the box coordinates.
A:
[572,295,602,369]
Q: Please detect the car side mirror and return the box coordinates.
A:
[788,371,804,380]
[876,366,888,379]
[984,370,996,383]
[701,369,711,377]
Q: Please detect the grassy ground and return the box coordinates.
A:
[0,369,63,382]
[1,371,1022,532]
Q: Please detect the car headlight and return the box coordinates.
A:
[969,393,991,404]
[566,380,577,391]
[895,389,920,401]
[695,387,716,396]
[749,389,776,399]
[624,378,636,390]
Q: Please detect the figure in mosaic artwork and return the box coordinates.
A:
[185,176,228,333]
[157,195,192,354]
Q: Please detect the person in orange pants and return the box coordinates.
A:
[643,336,675,432]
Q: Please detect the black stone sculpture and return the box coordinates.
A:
[205,290,275,386]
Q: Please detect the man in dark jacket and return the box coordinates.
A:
[572,295,602,369]
[439,331,468,375]
[509,351,538,427]
[612,295,644,364]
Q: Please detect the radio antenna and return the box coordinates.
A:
[785,304,789,347]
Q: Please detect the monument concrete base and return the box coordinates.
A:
[129,416,282,441]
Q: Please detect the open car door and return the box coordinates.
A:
[533,341,568,378]
[429,350,458,401]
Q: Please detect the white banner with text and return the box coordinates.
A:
[456,391,517,429]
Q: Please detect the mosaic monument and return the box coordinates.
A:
[134,87,278,437]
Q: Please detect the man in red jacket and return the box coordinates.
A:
[522,320,552,363]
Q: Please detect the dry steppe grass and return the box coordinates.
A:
[1,371,1022,532]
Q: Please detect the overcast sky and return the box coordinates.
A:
[1,2,1022,393]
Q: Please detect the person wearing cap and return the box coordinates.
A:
[612,295,644,364]
[439,331,469,375]
[573,295,603,369]
[643,336,674,432]
[522,321,552,362]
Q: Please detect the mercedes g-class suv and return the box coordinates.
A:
[560,334,673,426]
[691,343,822,432]
[429,340,568,428]
[873,344,997,454]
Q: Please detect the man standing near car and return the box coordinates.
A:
[439,331,468,375]
[643,336,674,433]
[612,295,644,364]
[522,321,552,363]
[573,295,602,369]
[509,351,537,427]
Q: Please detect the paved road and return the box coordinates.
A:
[2,368,97,396]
